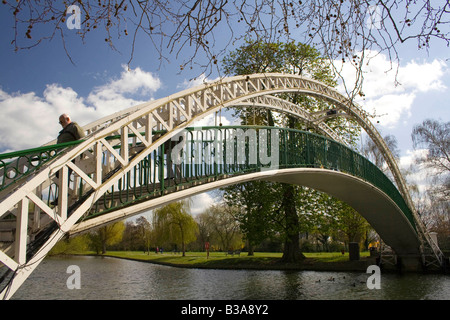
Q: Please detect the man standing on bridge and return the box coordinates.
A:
[51,114,86,206]
[57,113,85,143]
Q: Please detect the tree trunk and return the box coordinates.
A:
[101,227,107,254]
[181,232,186,257]
[179,222,186,257]
[247,241,254,256]
[281,183,305,263]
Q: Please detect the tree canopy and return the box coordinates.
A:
[220,39,366,262]
[153,201,198,256]
[88,221,125,254]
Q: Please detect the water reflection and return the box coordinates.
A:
[11,256,450,300]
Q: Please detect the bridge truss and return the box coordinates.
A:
[0,73,444,299]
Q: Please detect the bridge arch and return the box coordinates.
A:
[70,166,420,256]
[0,73,443,299]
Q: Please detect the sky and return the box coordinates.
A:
[0,4,448,217]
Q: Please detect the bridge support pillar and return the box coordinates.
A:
[397,255,423,272]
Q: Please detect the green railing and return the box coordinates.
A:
[0,140,84,192]
[86,126,416,230]
[0,126,416,230]
[0,130,165,193]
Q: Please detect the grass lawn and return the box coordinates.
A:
[83,250,373,271]
[306,251,370,262]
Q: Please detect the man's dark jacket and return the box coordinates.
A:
[57,122,85,144]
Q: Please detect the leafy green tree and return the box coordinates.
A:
[198,204,243,251]
[153,201,198,256]
[299,190,372,251]
[136,216,152,254]
[222,40,360,262]
[50,234,91,255]
[118,221,141,251]
[304,191,339,252]
[223,41,336,84]
[222,181,277,255]
[334,200,371,247]
[88,221,125,254]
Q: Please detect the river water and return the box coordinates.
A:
[11,255,450,300]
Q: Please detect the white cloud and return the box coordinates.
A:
[397,59,447,92]
[87,65,161,117]
[364,92,416,127]
[109,65,161,95]
[0,89,55,152]
[336,51,447,128]
[189,192,219,216]
[0,66,161,152]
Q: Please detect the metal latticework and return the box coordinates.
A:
[69,126,416,229]
[0,73,444,299]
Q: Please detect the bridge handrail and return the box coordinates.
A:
[0,124,416,232]
[0,140,85,192]
[0,131,168,194]
[79,125,416,231]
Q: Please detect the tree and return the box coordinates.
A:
[279,183,304,262]
[361,134,400,171]
[88,221,125,254]
[119,220,141,251]
[153,201,198,256]
[4,1,448,95]
[195,212,214,251]
[222,39,360,262]
[412,119,450,202]
[223,41,336,84]
[334,200,371,246]
[410,119,449,250]
[198,203,243,251]
[50,233,91,255]
[428,199,450,251]
[303,191,340,252]
[360,133,404,187]
[135,216,152,254]
[409,185,449,243]
[222,181,277,256]
[223,40,325,262]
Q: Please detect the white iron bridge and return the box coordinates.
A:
[0,73,445,299]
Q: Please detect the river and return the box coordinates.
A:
[10,255,450,300]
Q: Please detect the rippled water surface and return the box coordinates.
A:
[11,256,450,300]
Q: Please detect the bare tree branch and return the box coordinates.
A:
[3,0,449,95]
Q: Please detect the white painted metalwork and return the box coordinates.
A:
[234,95,346,144]
[0,73,443,299]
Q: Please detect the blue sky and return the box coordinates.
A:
[0,4,448,214]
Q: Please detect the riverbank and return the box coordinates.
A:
[74,251,379,272]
